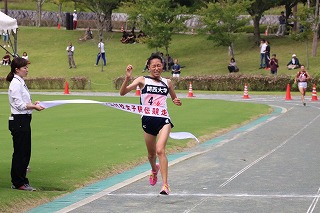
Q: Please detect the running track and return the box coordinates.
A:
[28,93,320,213]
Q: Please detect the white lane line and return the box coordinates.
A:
[306,187,320,213]
[55,151,205,213]
[108,193,320,199]
[219,113,320,188]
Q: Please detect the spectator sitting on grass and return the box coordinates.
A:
[120,31,129,43]
[21,52,30,64]
[79,28,93,41]
[287,54,300,70]
[228,57,239,73]
[2,51,11,66]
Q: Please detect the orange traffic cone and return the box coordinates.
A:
[311,84,318,101]
[135,85,141,96]
[64,81,70,94]
[285,84,292,100]
[58,23,61,30]
[243,83,250,99]
[187,82,195,97]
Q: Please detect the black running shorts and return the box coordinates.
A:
[141,116,174,136]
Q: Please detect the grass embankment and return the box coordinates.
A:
[1,27,319,92]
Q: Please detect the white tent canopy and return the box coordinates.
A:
[0,11,18,33]
[0,11,18,55]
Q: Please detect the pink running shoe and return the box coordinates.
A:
[149,163,160,186]
[160,184,170,195]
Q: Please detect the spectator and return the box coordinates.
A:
[66,42,76,69]
[2,32,10,48]
[172,59,181,78]
[137,30,147,43]
[264,40,271,70]
[95,39,106,66]
[120,31,129,43]
[276,11,286,36]
[142,58,149,73]
[73,10,77,30]
[259,39,267,69]
[165,54,174,71]
[2,51,11,66]
[228,57,239,73]
[269,54,279,75]
[159,52,166,70]
[288,12,295,31]
[287,54,300,70]
[21,52,30,64]
[138,30,146,38]
[79,28,93,41]
[57,13,62,30]
[127,30,136,44]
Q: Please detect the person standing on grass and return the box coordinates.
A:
[171,59,181,78]
[264,40,271,70]
[276,11,286,36]
[6,57,44,191]
[66,42,76,69]
[72,10,77,30]
[120,53,182,195]
[294,65,311,106]
[269,54,278,75]
[95,39,106,66]
[259,39,267,69]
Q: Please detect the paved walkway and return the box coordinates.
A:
[28,93,320,213]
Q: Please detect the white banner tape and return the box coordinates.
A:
[38,100,198,142]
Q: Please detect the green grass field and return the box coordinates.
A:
[1,27,320,92]
[0,93,270,212]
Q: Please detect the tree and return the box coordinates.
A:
[311,0,319,57]
[126,0,188,53]
[36,0,46,27]
[290,6,314,68]
[246,0,279,44]
[51,0,70,14]
[197,0,250,58]
[77,0,122,39]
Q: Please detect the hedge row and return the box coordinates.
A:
[0,74,318,91]
[114,74,320,92]
[0,77,88,90]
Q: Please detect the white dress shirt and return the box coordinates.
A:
[8,75,32,114]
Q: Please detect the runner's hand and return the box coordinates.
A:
[125,64,133,78]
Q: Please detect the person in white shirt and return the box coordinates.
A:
[95,39,106,66]
[6,57,44,191]
[259,39,267,69]
[21,51,30,64]
[72,10,77,30]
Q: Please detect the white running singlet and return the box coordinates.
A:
[140,77,169,108]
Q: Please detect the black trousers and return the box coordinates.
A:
[9,114,32,188]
